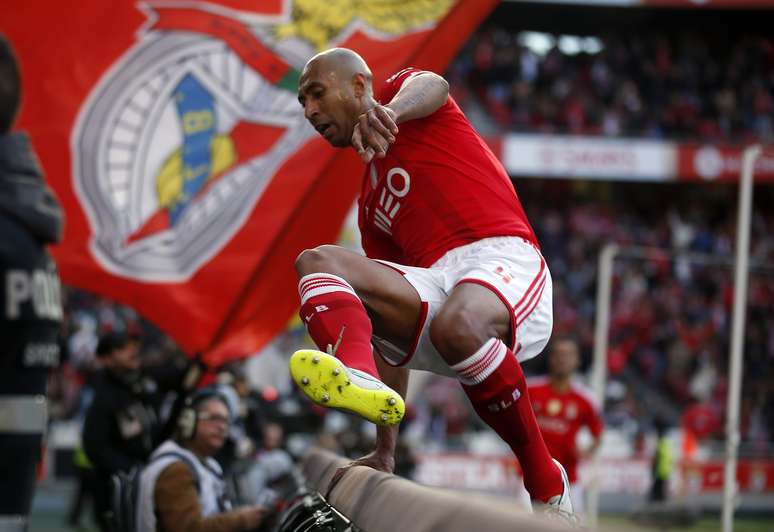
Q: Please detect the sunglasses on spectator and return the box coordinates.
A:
[198,412,230,424]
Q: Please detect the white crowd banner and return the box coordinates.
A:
[413,454,774,494]
[501,134,676,182]
[496,134,774,183]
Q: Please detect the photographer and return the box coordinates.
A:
[82,332,164,530]
[137,388,266,532]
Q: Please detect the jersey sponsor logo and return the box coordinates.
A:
[72,2,454,283]
[5,269,63,321]
[536,415,570,435]
[372,166,410,235]
[547,398,562,416]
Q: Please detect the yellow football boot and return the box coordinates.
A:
[289,349,405,426]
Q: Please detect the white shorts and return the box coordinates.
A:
[372,236,553,378]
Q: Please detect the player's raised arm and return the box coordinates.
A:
[353,71,449,163]
[385,72,449,125]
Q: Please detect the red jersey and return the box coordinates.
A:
[528,377,604,483]
[358,68,537,267]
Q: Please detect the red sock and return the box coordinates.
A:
[298,273,378,378]
[453,338,562,502]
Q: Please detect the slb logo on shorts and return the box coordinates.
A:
[372,166,410,235]
[487,388,522,412]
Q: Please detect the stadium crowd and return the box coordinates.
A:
[448,27,774,142]
[48,179,774,461]
[518,180,774,452]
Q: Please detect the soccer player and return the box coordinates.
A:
[291,48,572,516]
[529,336,604,515]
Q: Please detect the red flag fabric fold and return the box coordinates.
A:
[4,0,497,365]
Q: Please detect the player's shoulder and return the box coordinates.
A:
[382,67,440,96]
[385,67,424,85]
[379,68,422,103]
[570,379,601,410]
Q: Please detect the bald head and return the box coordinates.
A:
[303,48,373,91]
[298,47,376,148]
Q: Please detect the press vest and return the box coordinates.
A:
[136,440,231,531]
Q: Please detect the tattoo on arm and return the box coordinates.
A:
[391,75,446,123]
[403,78,430,107]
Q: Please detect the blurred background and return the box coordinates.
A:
[8,0,773,530]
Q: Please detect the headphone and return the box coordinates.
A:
[176,387,231,441]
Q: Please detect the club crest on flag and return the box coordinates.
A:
[72,3,307,282]
[4,0,497,360]
[72,0,454,283]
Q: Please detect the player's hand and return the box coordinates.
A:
[326,450,395,497]
[351,105,399,163]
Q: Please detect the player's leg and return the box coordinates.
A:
[291,245,421,424]
[429,282,565,504]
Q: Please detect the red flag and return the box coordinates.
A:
[3,0,497,365]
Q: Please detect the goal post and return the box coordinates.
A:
[586,242,618,532]
[585,144,763,532]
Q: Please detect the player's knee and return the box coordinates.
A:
[294,245,343,277]
[429,304,495,364]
